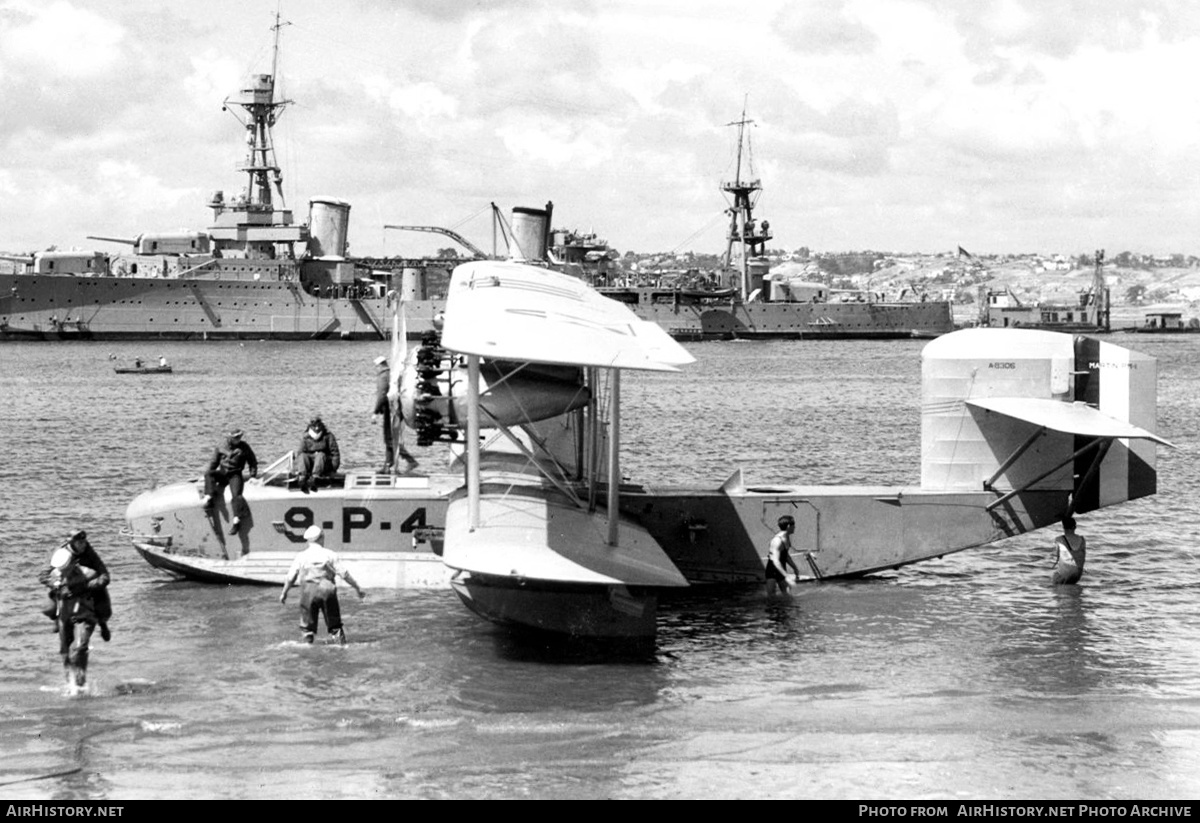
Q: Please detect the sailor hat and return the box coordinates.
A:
[51,547,74,569]
[374,355,387,365]
[303,525,323,542]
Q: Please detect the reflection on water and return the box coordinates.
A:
[3,338,1200,798]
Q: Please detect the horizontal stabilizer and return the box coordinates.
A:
[442,494,688,587]
[441,260,695,372]
[923,328,1165,511]
[967,398,1173,446]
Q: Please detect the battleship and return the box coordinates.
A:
[590,110,956,340]
[0,18,448,343]
[2,24,951,343]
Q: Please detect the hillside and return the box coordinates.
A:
[738,253,1200,329]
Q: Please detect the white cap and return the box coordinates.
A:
[374,355,387,365]
[303,525,323,542]
[51,547,74,569]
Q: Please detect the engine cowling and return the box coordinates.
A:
[399,333,592,446]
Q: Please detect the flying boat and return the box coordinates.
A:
[124,208,1172,641]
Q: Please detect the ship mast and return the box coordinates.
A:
[238,11,291,213]
[1088,248,1111,332]
[721,103,772,299]
[209,10,304,260]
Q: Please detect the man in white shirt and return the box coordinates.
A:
[280,525,365,644]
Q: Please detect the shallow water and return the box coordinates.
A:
[1,336,1199,799]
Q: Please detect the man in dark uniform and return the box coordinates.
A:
[296,417,340,493]
[39,529,111,689]
[203,428,258,535]
[373,355,417,474]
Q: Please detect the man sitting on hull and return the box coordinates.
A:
[297,417,340,493]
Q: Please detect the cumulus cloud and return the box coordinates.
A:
[773,0,879,55]
[5,0,1200,256]
[0,0,125,77]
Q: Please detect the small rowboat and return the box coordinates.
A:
[115,365,173,374]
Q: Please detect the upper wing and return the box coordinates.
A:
[440,260,695,372]
[966,397,1174,446]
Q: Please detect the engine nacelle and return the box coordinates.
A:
[399,333,592,446]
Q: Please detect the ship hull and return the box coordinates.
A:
[3,272,954,342]
[600,288,955,340]
[0,272,446,341]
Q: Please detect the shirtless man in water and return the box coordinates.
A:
[765,515,803,596]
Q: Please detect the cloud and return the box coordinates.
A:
[0,0,125,77]
[773,0,879,55]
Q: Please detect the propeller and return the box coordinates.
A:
[386,288,415,474]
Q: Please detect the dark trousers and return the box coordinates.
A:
[382,414,394,466]
[298,581,343,637]
[59,618,95,673]
[298,451,333,480]
[205,470,246,518]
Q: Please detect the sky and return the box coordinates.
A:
[2,0,1200,259]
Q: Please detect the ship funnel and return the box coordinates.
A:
[308,198,351,258]
[509,204,551,262]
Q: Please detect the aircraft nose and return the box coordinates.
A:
[125,482,204,523]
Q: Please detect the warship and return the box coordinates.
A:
[1,25,951,343]
[0,18,448,342]
[590,110,956,340]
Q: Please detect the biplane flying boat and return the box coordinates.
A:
[125,207,1172,642]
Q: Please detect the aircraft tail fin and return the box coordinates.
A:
[921,329,1164,513]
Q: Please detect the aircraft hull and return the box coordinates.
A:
[125,471,1070,588]
[450,573,658,639]
[123,470,456,588]
[619,482,1068,583]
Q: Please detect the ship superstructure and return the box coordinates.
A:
[0,14,446,342]
[593,107,955,340]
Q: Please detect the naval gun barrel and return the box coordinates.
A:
[87,235,138,246]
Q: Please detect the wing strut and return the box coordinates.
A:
[985,436,1108,512]
[983,426,1047,490]
[467,354,481,530]
[607,369,620,547]
[588,367,600,513]
[479,407,585,508]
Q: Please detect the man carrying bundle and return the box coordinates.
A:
[39,529,112,689]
